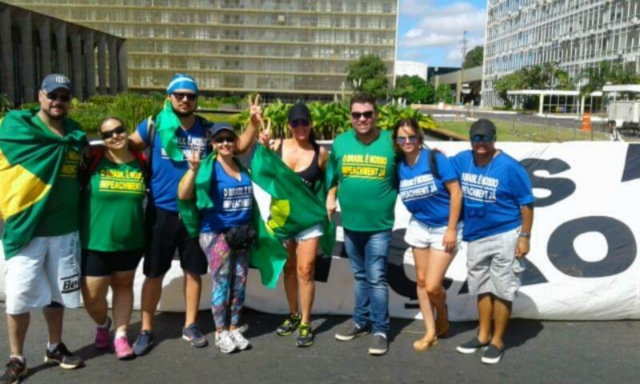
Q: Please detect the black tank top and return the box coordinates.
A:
[277,141,321,190]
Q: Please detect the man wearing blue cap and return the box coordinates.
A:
[0,74,86,383]
[128,74,262,355]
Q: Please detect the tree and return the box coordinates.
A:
[579,60,640,96]
[346,54,389,99]
[435,84,454,104]
[393,75,435,104]
[462,46,484,69]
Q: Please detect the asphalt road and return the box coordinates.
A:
[1,305,638,384]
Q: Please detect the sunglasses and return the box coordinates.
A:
[214,135,236,144]
[471,134,495,143]
[46,92,71,102]
[172,92,197,101]
[101,125,127,139]
[351,111,375,120]
[290,119,310,129]
[396,136,418,145]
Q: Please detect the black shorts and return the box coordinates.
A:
[144,206,207,278]
[82,249,144,277]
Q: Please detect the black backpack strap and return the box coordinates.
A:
[145,115,156,171]
[429,149,441,180]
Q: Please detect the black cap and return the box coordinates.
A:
[469,119,497,138]
[209,122,236,137]
[288,102,311,123]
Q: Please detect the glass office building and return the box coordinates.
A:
[6,0,399,99]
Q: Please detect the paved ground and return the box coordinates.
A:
[2,305,638,384]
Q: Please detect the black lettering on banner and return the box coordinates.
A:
[547,216,636,278]
[520,158,576,208]
[622,144,640,182]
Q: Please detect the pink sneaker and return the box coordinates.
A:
[95,317,111,349]
[114,336,135,360]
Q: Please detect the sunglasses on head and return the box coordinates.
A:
[351,111,375,120]
[396,136,418,145]
[101,125,127,139]
[172,92,197,101]
[46,92,71,102]
[290,119,310,129]
[214,135,236,144]
[471,134,495,143]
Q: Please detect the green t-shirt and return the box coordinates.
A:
[331,129,398,231]
[80,158,146,251]
[33,116,82,237]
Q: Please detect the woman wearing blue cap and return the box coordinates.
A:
[259,102,329,347]
[178,96,263,354]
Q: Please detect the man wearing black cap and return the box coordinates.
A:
[451,119,535,364]
[0,74,86,382]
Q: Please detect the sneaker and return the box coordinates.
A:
[0,357,26,384]
[276,314,301,336]
[217,331,237,354]
[456,337,490,354]
[229,329,250,351]
[334,321,370,341]
[182,323,208,348]
[132,331,154,356]
[114,336,135,360]
[296,323,314,347]
[44,343,84,369]
[368,334,388,356]
[95,317,112,350]
[481,344,505,365]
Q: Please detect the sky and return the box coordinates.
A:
[397,0,487,68]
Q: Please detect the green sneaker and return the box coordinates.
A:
[276,314,301,336]
[296,323,314,347]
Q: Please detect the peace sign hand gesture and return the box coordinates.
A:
[188,143,201,172]
[248,94,263,127]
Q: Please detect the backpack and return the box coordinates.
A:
[79,146,150,190]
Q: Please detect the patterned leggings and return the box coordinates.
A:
[199,232,249,329]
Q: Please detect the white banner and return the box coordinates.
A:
[2,141,640,321]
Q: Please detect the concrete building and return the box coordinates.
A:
[433,66,483,105]
[0,2,127,104]
[427,66,460,81]
[6,0,400,99]
[395,60,428,80]
[483,0,640,107]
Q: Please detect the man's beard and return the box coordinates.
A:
[43,106,67,121]
[172,105,195,118]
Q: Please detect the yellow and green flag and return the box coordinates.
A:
[0,109,86,259]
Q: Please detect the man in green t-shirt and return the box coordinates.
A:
[0,74,86,382]
[327,94,397,356]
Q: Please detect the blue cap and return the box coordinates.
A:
[209,122,236,137]
[167,73,198,95]
[41,74,72,94]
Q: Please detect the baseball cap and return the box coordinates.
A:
[209,122,236,137]
[41,74,72,94]
[288,102,311,123]
[469,119,497,138]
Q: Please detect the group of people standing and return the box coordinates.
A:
[0,72,534,383]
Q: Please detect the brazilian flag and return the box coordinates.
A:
[0,109,86,259]
[250,144,335,258]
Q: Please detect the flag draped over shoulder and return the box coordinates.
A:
[0,109,87,259]
[155,99,185,161]
[250,144,336,258]
[177,152,289,289]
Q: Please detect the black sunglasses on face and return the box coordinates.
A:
[471,134,495,143]
[290,119,310,128]
[214,135,236,144]
[101,126,127,139]
[396,136,418,145]
[46,92,71,102]
[172,92,197,101]
[351,111,375,120]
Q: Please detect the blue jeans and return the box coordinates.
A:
[343,229,392,335]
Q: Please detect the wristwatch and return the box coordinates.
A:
[519,232,531,238]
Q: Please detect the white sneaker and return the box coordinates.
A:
[217,331,237,354]
[230,329,250,351]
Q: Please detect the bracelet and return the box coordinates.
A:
[519,232,531,238]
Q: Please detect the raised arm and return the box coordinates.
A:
[178,144,201,200]
[236,94,263,155]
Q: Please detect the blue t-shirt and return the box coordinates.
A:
[452,150,535,241]
[398,148,458,227]
[137,118,210,212]
[200,161,253,233]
